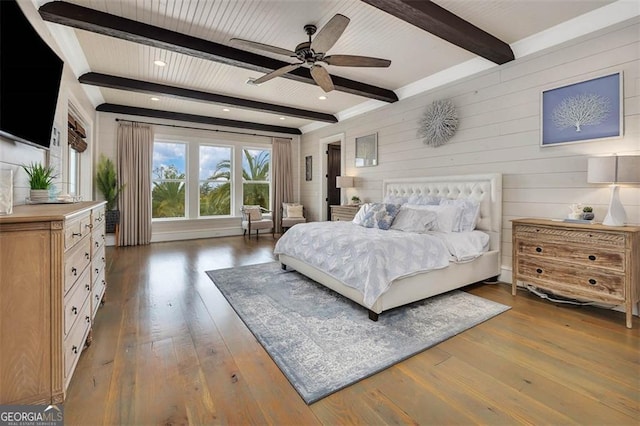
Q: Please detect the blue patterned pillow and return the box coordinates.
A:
[361,203,402,230]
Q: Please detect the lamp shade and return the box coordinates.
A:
[588,155,640,183]
[336,176,354,188]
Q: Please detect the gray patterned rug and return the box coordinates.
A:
[205,262,510,404]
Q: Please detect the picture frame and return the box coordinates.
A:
[541,71,623,146]
[355,133,378,167]
[305,155,312,181]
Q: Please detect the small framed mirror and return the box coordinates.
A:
[355,133,377,167]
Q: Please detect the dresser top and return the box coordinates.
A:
[512,217,640,233]
[0,201,105,224]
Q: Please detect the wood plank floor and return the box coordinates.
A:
[65,236,640,425]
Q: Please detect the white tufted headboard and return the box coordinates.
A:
[382,174,502,251]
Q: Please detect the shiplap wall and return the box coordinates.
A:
[299,19,640,281]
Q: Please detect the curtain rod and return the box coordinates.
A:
[114,118,292,140]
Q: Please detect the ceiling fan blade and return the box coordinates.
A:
[324,55,391,68]
[230,38,295,57]
[310,65,334,92]
[311,14,350,53]
[253,63,302,85]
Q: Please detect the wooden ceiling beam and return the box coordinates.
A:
[79,72,338,123]
[39,1,398,103]
[96,104,302,135]
[361,0,514,65]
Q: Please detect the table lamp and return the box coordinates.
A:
[587,155,640,226]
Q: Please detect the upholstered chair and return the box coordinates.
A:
[281,203,306,232]
[241,205,274,238]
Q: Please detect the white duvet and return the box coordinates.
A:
[274,221,489,308]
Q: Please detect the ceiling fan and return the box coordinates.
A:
[230,14,391,92]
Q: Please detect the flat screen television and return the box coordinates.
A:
[0,0,64,150]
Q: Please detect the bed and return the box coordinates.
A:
[275,173,502,320]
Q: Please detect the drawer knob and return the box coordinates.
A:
[71,267,77,276]
[588,255,596,261]
[535,247,542,253]
[95,268,99,274]
[85,316,91,323]
[72,345,78,354]
[71,306,78,315]
[95,241,99,248]
[85,252,90,259]
[72,232,82,237]
[588,278,597,285]
[85,223,93,230]
[536,268,543,274]
[85,284,90,291]
[95,295,100,300]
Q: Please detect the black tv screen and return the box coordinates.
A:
[0,0,64,150]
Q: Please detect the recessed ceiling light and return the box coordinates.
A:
[150,97,160,101]
[153,60,166,67]
[245,78,259,86]
[279,117,285,120]
[318,95,327,100]
[222,108,230,112]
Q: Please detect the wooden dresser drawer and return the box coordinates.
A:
[64,237,91,295]
[515,224,626,249]
[92,206,106,229]
[92,270,106,318]
[92,226,106,256]
[92,245,106,284]
[517,259,624,303]
[65,212,92,249]
[64,299,91,382]
[63,267,91,336]
[515,239,624,272]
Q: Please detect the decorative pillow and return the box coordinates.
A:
[282,202,300,218]
[404,204,462,233]
[287,204,304,218]
[390,206,438,233]
[361,203,402,230]
[440,198,480,232]
[245,206,262,221]
[352,203,373,225]
[407,194,441,205]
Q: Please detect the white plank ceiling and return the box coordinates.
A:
[37,0,627,133]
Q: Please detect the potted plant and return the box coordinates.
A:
[351,195,361,205]
[22,162,57,202]
[96,155,124,233]
[582,206,594,220]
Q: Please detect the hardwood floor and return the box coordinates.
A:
[65,236,639,425]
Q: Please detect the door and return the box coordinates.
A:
[327,144,341,219]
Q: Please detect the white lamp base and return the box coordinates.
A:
[602,184,626,226]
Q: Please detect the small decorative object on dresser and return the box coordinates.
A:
[512,218,640,328]
[351,195,361,205]
[22,162,57,202]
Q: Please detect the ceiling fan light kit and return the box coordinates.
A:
[230,14,391,92]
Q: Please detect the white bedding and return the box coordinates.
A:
[274,221,489,308]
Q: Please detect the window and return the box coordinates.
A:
[242,148,270,209]
[151,139,271,221]
[152,142,187,219]
[67,146,79,195]
[199,145,232,216]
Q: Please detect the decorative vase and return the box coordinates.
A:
[30,189,50,203]
[583,212,594,220]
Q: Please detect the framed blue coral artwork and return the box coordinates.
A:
[541,72,623,146]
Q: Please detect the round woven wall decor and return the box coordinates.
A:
[417,99,459,147]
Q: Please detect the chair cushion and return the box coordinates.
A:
[282,217,306,228]
[286,204,304,218]
[282,202,301,218]
[244,206,262,221]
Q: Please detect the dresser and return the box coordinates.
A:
[0,201,107,404]
[330,204,360,221]
[511,218,640,328]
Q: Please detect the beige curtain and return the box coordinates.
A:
[117,123,153,246]
[272,137,293,233]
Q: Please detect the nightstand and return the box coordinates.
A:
[511,218,640,328]
[330,205,360,221]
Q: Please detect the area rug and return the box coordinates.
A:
[205,262,510,404]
